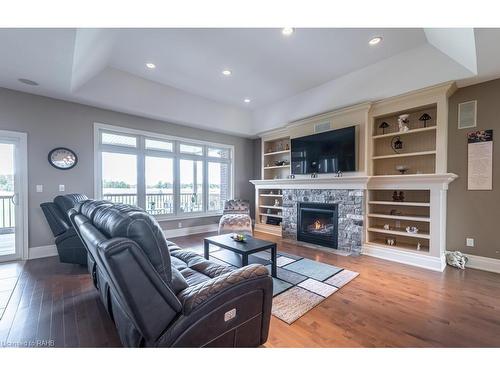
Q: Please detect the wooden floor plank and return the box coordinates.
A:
[0,232,499,348]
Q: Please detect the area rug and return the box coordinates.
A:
[208,249,359,324]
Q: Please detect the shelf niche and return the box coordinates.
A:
[372,104,437,176]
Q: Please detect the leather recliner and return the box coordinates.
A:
[68,200,273,347]
[40,193,89,265]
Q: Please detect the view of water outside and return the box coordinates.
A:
[101,152,227,213]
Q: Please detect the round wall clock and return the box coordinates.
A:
[48,147,78,170]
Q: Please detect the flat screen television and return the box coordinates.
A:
[291,126,356,174]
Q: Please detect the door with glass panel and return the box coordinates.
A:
[0,132,26,262]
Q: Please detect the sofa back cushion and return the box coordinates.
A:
[54,193,89,216]
[80,201,173,285]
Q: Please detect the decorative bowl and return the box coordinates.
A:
[231,233,246,242]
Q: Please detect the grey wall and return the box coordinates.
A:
[0,87,256,248]
[447,78,500,260]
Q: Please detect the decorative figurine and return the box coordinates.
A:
[336,170,343,177]
[386,237,396,246]
[392,190,399,201]
[419,113,432,128]
[379,121,390,135]
[396,165,409,174]
[391,136,404,153]
[398,114,410,132]
[392,191,405,201]
[274,199,280,207]
[285,143,290,150]
[406,226,419,234]
[383,224,390,230]
[417,242,422,251]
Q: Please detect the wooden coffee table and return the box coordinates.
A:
[204,234,277,277]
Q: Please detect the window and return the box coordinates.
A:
[145,156,174,215]
[145,139,173,152]
[208,162,229,211]
[179,159,203,213]
[180,143,203,155]
[95,125,233,218]
[102,152,137,205]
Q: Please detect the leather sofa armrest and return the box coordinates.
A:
[177,264,270,315]
[54,226,78,244]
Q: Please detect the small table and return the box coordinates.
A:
[204,234,277,277]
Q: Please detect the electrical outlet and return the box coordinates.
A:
[36,185,43,193]
[59,184,65,192]
[178,222,182,228]
[466,238,475,247]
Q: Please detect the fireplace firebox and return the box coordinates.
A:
[297,202,338,248]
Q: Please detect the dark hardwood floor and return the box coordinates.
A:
[1,231,499,347]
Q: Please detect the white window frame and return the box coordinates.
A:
[94,123,234,220]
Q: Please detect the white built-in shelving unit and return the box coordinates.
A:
[251,83,458,271]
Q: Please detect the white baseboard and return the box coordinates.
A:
[28,244,58,259]
[362,243,446,272]
[465,253,500,274]
[164,224,218,239]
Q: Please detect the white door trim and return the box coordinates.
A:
[0,130,28,261]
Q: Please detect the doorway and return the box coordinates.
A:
[0,130,28,262]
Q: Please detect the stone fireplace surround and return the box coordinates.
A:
[282,189,364,254]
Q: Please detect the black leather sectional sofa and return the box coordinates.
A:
[67,199,273,347]
[40,194,89,265]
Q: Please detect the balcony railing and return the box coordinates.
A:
[0,194,15,233]
[102,192,223,215]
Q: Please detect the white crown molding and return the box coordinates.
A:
[465,254,500,274]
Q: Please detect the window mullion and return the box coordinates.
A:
[137,136,146,209]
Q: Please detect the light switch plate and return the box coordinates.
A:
[36,185,43,193]
[466,238,475,247]
[59,184,65,192]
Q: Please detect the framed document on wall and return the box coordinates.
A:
[467,130,493,190]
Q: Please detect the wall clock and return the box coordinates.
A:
[48,147,78,170]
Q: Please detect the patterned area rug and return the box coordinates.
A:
[208,249,359,324]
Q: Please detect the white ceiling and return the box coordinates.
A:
[0,28,499,136]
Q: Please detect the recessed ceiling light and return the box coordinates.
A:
[282,27,295,36]
[146,62,156,69]
[222,69,232,76]
[18,78,39,86]
[369,36,382,46]
[244,98,251,103]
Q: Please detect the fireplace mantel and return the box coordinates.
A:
[250,176,370,190]
[250,173,457,190]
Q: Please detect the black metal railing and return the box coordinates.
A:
[0,195,15,232]
[102,193,222,215]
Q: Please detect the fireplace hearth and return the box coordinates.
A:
[297,202,338,248]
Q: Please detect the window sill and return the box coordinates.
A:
[154,212,223,222]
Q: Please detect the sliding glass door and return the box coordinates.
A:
[0,131,27,262]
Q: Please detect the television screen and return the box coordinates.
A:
[291,126,356,174]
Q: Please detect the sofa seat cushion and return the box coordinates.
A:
[179,268,212,286]
[170,249,234,288]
